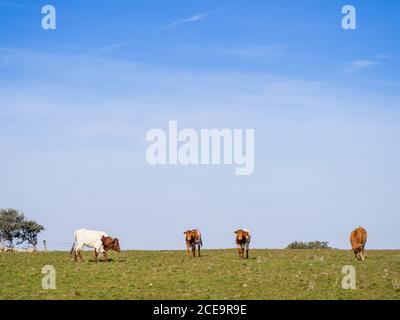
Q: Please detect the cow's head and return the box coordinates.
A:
[112,238,121,252]
[183,231,191,242]
[235,230,245,241]
[352,246,362,260]
[101,236,121,253]
[184,230,197,243]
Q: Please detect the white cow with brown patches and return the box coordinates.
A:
[70,229,120,262]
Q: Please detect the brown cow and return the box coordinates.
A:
[350,227,367,260]
[184,229,202,257]
[97,236,120,262]
[235,229,251,259]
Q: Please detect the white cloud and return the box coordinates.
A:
[343,59,379,73]
[159,10,221,31]
[165,14,206,29]
[376,54,392,59]
[100,40,133,54]
[343,54,392,73]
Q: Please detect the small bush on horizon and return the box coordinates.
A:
[286,241,331,249]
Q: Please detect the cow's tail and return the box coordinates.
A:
[69,240,76,256]
[199,236,203,247]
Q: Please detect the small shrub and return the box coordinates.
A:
[286,241,331,249]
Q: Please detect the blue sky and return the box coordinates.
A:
[0,0,399,250]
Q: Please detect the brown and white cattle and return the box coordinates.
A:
[235,229,251,259]
[70,229,120,262]
[184,229,202,257]
[350,227,367,260]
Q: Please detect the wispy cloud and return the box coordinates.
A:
[376,54,392,60]
[158,10,221,31]
[100,40,133,54]
[343,59,379,73]
[1,47,396,116]
[343,54,392,73]
[167,13,207,29]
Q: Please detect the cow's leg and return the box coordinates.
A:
[198,245,201,257]
[360,251,365,261]
[78,249,84,262]
[75,243,84,262]
[355,247,364,260]
[74,250,78,262]
[94,249,98,263]
[192,246,195,258]
[246,249,249,259]
[103,251,108,263]
[186,246,191,257]
[362,247,367,259]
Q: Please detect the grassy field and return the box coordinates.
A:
[1,249,400,300]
